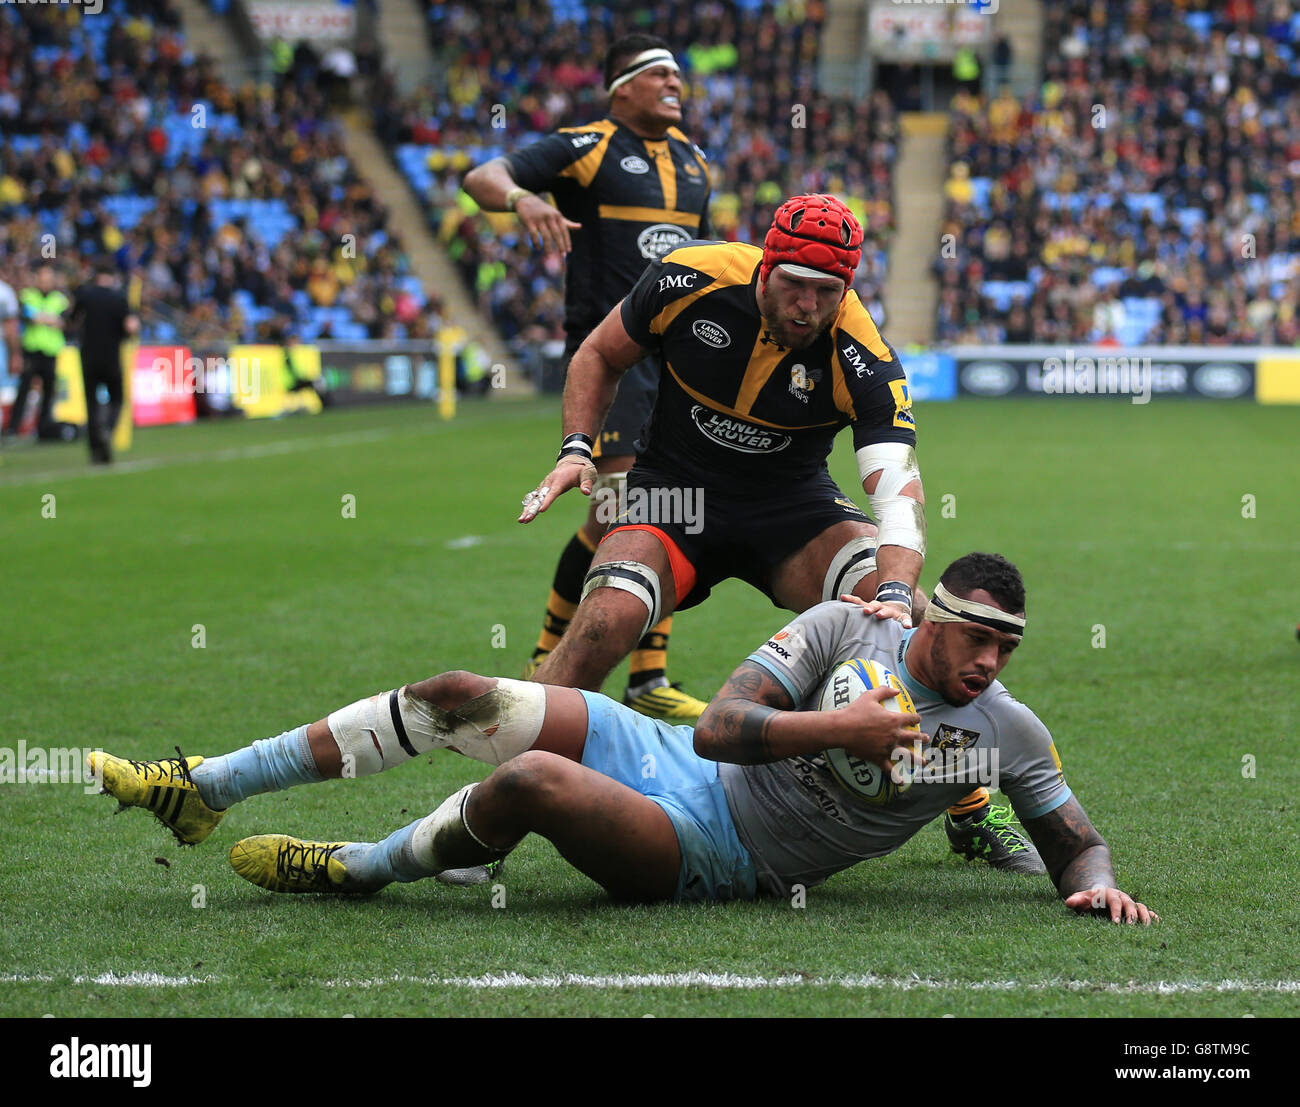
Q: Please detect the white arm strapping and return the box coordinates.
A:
[855,441,926,556]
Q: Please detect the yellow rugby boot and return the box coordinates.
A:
[87,750,224,845]
[624,681,710,724]
[229,835,368,894]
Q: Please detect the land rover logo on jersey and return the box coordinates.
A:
[690,406,791,453]
[691,319,731,348]
[933,724,981,752]
[638,223,691,259]
[620,155,650,174]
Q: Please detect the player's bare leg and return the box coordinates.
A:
[232,752,684,902]
[524,452,635,675]
[531,527,677,692]
[87,671,593,846]
[527,454,703,719]
[768,519,883,611]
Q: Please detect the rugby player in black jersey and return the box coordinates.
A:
[465,34,713,724]
[520,194,1044,873]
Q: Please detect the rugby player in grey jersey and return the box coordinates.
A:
[89,552,1156,924]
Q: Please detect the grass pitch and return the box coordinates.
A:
[1,396,1297,1017]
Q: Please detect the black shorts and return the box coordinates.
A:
[604,465,873,611]
[563,336,657,460]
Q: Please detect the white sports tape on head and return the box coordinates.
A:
[776,262,845,283]
[582,559,662,636]
[822,534,878,602]
[607,48,680,93]
[923,582,1026,637]
[855,441,926,556]
[326,680,547,775]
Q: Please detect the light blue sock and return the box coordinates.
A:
[335,819,436,888]
[189,725,323,810]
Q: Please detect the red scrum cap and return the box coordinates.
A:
[760,194,864,290]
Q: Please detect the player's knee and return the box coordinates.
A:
[406,670,493,711]
[487,749,571,811]
[581,557,663,638]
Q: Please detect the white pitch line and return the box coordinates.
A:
[316,972,1300,995]
[3,970,1296,994]
[0,972,212,987]
[0,426,397,488]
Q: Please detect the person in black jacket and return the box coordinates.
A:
[69,258,139,464]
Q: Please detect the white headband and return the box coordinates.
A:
[775,262,845,282]
[923,583,1026,637]
[607,49,680,93]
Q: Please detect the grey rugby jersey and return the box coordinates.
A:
[720,601,1071,896]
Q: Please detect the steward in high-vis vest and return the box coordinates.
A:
[3,265,67,440]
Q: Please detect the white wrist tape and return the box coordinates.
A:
[326,679,547,775]
[855,442,926,556]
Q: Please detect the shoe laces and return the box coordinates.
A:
[125,751,191,787]
[276,840,337,883]
[978,803,1031,854]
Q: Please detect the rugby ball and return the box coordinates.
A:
[820,658,920,804]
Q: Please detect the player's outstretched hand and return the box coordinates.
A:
[516,195,582,256]
[518,457,597,523]
[838,594,914,628]
[1064,887,1160,925]
[838,685,928,772]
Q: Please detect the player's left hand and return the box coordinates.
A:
[517,458,597,523]
[838,594,913,628]
[1064,886,1160,925]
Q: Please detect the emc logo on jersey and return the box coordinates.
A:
[840,340,873,378]
[658,272,696,292]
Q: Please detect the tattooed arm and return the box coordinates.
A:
[694,660,924,767]
[1023,797,1159,925]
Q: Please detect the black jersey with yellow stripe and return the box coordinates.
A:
[619,240,915,485]
[504,117,711,340]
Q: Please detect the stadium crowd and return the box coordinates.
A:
[377,0,898,356]
[933,0,1300,346]
[0,1,443,351]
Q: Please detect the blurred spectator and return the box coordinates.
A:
[932,0,1300,346]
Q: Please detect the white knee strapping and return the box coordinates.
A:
[823,535,878,602]
[400,678,547,766]
[325,690,408,777]
[326,679,547,775]
[581,559,662,636]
